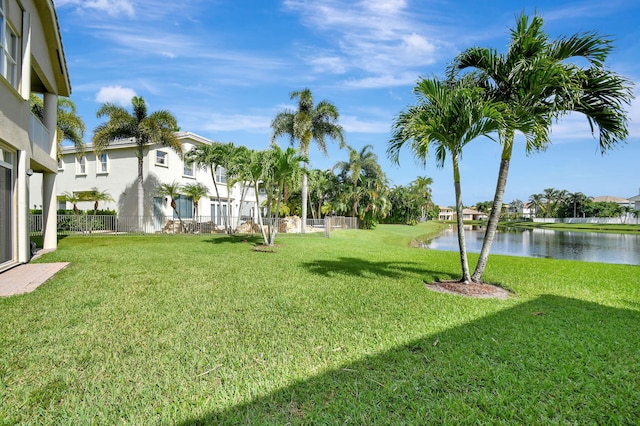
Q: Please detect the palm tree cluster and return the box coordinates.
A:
[389,12,632,284]
[385,177,437,225]
[527,188,634,219]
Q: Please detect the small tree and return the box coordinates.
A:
[182,182,209,225]
[156,181,184,233]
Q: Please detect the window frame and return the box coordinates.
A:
[0,1,18,88]
[97,152,108,174]
[215,166,227,184]
[183,161,195,178]
[155,150,168,167]
[76,156,86,175]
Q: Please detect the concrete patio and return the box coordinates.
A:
[0,257,69,297]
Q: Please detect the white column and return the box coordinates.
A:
[42,172,57,250]
[43,93,58,159]
[16,151,30,262]
[20,11,32,100]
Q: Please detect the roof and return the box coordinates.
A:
[592,196,630,204]
[61,131,213,154]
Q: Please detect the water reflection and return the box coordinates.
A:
[425,226,640,265]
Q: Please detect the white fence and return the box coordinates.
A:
[533,216,640,225]
[29,214,359,236]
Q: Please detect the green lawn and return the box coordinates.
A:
[2,224,639,424]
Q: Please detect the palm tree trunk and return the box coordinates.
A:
[471,138,513,283]
[300,167,308,233]
[254,184,268,244]
[452,154,471,283]
[137,155,144,230]
[209,168,225,232]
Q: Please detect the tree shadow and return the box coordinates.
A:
[202,235,265,246]
[178,295,640,424]
[302,256,455,281]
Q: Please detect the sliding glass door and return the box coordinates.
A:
[0,147,14,266]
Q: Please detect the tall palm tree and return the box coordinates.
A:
[92,96,182,222]
[182,182,209,223]
[389,75,503,283]
[411,176,434,220]
[30,94,86,159]
[271,88,345,233]
[156,181,184,233]
[185,142,226,229]
[450,13,633,283]
[333,144,385,218]
[528,193,544,218]
[261,145,307,245]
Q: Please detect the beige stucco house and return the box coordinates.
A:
[1,0,70,272]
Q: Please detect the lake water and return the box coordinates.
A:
[425,226,640,265]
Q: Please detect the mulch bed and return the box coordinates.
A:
[426,280,511,299]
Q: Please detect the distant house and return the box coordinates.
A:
[1,0,70,272]
[628,190,640,210]
[461,208,488,221]
[437,206,487,221]
[30,132,265,231]
[505,202,535,218]
[438,206,454,221]
[592,195,632,208]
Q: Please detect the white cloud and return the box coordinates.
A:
[57,0,135,18]
[95,86,137,106]
[201,113,272,132]
[340,115,391,133]
[284,0,443,87]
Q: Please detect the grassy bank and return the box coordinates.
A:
[2,223,639,424]
[501,220,640,234]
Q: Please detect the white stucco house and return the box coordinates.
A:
[1,0,69,272]
[30,132,265,233]
[628,189,640,211]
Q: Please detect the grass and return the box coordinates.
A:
[500,220,640,234]
[2,223,640,424]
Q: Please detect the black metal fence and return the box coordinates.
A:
[29,214,359,236]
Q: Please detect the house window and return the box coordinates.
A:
[173,195,193,219]
[97,153,108,173]
[76,156,86,175]
[156,151,167,167]
[57,159,64,170]
[215,166,226,184]
[183,161,194,177]
[0,145,14,265]
[0,1,18,88]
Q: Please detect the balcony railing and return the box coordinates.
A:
[29,113,51,154]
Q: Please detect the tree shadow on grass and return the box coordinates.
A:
[302,256,455,281]
[202,235,265,246]
[179,295,640,425]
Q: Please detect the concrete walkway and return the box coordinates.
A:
[0,262,69,297]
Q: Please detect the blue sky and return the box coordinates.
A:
[54,0,639,206]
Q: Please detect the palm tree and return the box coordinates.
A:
[30,94,86,159]
[261,145,307,245]
[333,144,385,218]
[92,96,182,223]
[271,88,345,233]
[185,142,227,230]
[411,176,434,220]
[182,182,209,226]
[78,187,114,233]
[450,13,633,283]
[156,181,184,233]
[528,193,544,218]
[389,75,503,283]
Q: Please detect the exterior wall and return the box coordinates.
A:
[0,0,69,272]
[31,133,263,227]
